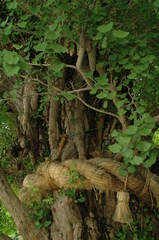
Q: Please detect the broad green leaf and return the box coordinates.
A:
[97,22,113,33]
[29,5,41,14]
[92,14,103,21]
[124,63,133,69]
[90,87,98,95]
[143,157,156,168]
[128,165,136,173]
[63,92,76,101]
[121,148,134,158]
[136,141,151,152]
[136,106,146,114]
[139,128,151,136]
[126,125,138,135]
[54,96,59,101]
[118,168,128,176]
[113,30,129,38]
[45,0,54,6]
[84,71,93,78]
[108,143,122,153]
[144,115,154,123]
[34,42,47,52]
[115,100,125,108]
[50,44,67,53]
[17,61,32,70]
[127,72,136,79]
[20,14,31,20]
[97,91,108,99]
[107,92,116,100]
[131,156,144,165]
[6,0,17,9]
[18,21,27,28]
[42,220,51,227]
[95,32,103,40]
[3,92,9,99]
[116,135,130,144]
[4,51,19,64]
[13,44,23,50]
[3,62,20,76]
[103,101,108,108]
[1,17,9,27]
[45,30,60,40]
[4,22,12,35]
[154,0,159,7]
[118,109,126,116]
[111,129,118,137]
[51,63,65,72]
[118,58,129,65]
[102,36,107,48]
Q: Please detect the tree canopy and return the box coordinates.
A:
[1,0,159,239]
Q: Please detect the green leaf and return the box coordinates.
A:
[124,63,133,69]
[154,0,159,7]
[118,109,126,116]
[115,100,125,108]
[102,36,107,48]
[42,220,51,227]
[143,157,157,168]
[136,141,151,152]
[90,87,98,95]
[130,156,144,165]
[20,14,31,20]
[95,32,103,40]
[29,5,41,14]
[103,101,108,108]
[63,92,76,101]
[84,71,93,78]
[17,21,27,28]
[3,51,19,64]
[51,63,65,72]
[107,92,116,100]
[97,22,113,33]
[34,42,47,52]
[113,30,129,38]
[139,128,151,136]
[128,165,136,173]
[50,44,67,53]
[121,148,134,158]
[116,135,130,144]
[45,30,59,40]
[111,129,118,137]
[97,91,108,99]
[118,168,128,176]
[17,61,32,70]
[127,72,136,79]
[13,44,23,50]
[6,0,17,9]
[4,22,12,35]
[126,125,138,135]
[118,58,129,65]
[136,106,146,114]
[3,92,9,99]
[1,17,9,27]
[3,62,20,76]
[108,143,122,153]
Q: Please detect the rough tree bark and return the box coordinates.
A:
[0,163,49,240]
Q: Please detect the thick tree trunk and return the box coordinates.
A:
[0,163,49,240]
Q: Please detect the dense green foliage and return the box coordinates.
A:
[1,0,159,237]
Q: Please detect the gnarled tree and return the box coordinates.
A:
[1,0,159,239]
